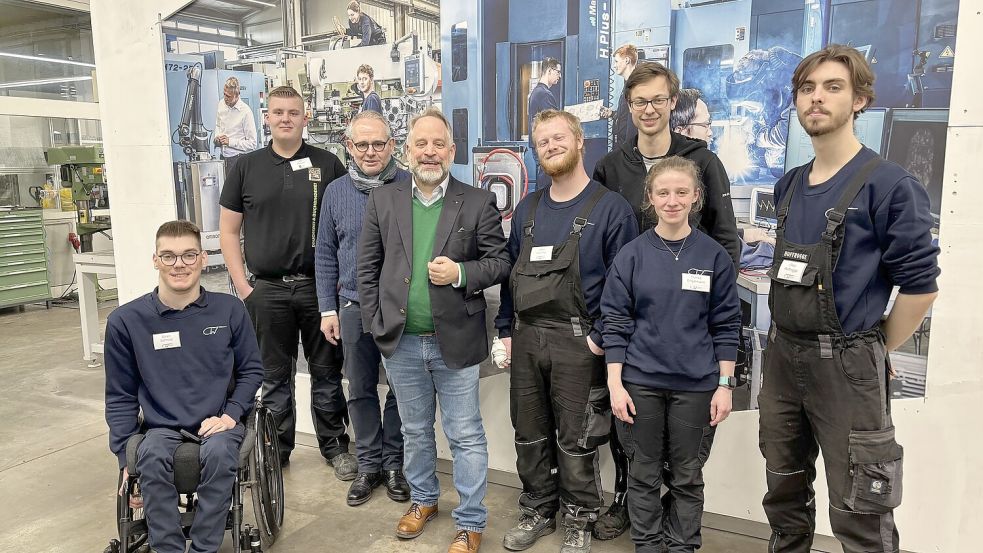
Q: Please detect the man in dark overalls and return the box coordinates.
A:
[759,45,940,553]
[496,109,638,553]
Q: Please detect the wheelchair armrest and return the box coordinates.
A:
[239,426,257,466]
[125,434,146,476]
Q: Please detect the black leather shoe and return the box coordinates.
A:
[347,472,383,506]
[384,469,410,502]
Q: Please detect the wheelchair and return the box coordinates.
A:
[105,400,284,552]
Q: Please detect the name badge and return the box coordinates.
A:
[290,157,313,171]
[153,331,181,350]
[530,246,553,262]
[681,273,711,293]
[777,259,808,283]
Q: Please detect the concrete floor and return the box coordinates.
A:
[0,300,774,553]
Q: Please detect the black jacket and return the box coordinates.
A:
[356,177,511,369]
[592,132,740,267]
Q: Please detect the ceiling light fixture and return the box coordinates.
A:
[240,0,277,8]
[0,76,93,89]
[0,51,96,68]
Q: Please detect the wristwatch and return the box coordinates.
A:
[718,376,737,389]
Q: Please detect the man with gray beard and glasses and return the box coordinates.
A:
[357,108,510,553]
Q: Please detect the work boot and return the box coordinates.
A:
[346,472,383,506]
[592,502,629,540]
[384,469,410,502]
[448,530,482,553]
[396,502,438,539]
[502,508,555,551]
[328,452,358,481]
[559,513,592,553]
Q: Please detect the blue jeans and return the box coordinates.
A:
[382,333,488,532]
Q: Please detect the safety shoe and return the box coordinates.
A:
[559,514,592,553]
[448,530,482,553]
[346,472,383,506]
[502,510,555,551]
[396,502,438,539]
[384,469,410,502]
[328,452,358,481]
[592,502,629,540]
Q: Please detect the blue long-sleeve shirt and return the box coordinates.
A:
[775,146,941,334]
[315,169,409,312]
[527,82,559,148]
[602,229,740,392]
[361,91,383,114]
[495,180,638,345]
[104,288,264,468]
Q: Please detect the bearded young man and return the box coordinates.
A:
[495,110,637,553]
[357,108,510,553]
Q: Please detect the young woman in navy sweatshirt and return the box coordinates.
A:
[601,156,740,552]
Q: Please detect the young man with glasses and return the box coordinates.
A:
[528,57,562,191]
[219,86,354,478]
[670,88,713,144]
[590,63,740,541]
[315,111,410,507]
[105,220,264,553]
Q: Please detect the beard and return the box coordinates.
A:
[540,147,580,178]
[799,106,853,137]
[411,160,448,187]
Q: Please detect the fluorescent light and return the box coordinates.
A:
[0,51,96,68]
[241,0,276,7]
[0,76,93,89]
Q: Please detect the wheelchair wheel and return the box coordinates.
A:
[115,470,150,553]
[250,405,284,546]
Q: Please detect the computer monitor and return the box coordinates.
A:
[750,187,777,228]
[885,109,948,229]
[784,108,888,172]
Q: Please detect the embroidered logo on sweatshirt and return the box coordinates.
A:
[202,325,228,336]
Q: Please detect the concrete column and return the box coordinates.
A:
[89,0,190,303]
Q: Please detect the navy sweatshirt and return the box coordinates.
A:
[495,180,639,345]
[104,288,264,468]
[602,228,740,392]
[775,147,941,334]
[315,168,410,312]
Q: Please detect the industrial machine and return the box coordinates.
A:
[44,145,110,253]
[283,36,441,165]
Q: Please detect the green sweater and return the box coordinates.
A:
[404,197,443,334]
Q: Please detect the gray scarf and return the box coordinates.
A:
[350,157,399,193]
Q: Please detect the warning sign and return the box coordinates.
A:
[939,45,954,58]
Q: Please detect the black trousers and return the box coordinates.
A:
[339,300,403,472]
[137,426,244,553]
[616,384,716,553]
[245,278,348,460]
[510,321,609,519]
[758,329,902,553]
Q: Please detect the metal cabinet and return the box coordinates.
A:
[0,208,51,308]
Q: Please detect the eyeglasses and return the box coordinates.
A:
[157,252,201,266]
[351,140,391,152]
[686,120,712,129]
[629,97,671,111]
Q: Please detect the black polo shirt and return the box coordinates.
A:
[220,141,345,278]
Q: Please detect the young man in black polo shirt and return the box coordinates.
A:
[219,86,355,478]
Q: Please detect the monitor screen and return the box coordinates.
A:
[885,109,948,228]
[785,108,888,172]
[750,187,777,228]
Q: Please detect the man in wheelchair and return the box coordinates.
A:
[104,220,265,553]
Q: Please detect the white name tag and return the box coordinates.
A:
[777,259,808,283]
[153,331,182,350]
[530,246,553,262]
[290,157,313,171]
[681,273,711,293]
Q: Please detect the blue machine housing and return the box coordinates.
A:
[441,0,615,188]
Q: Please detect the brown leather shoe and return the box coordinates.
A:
[448,530,482,553]
[396,502,438,539]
